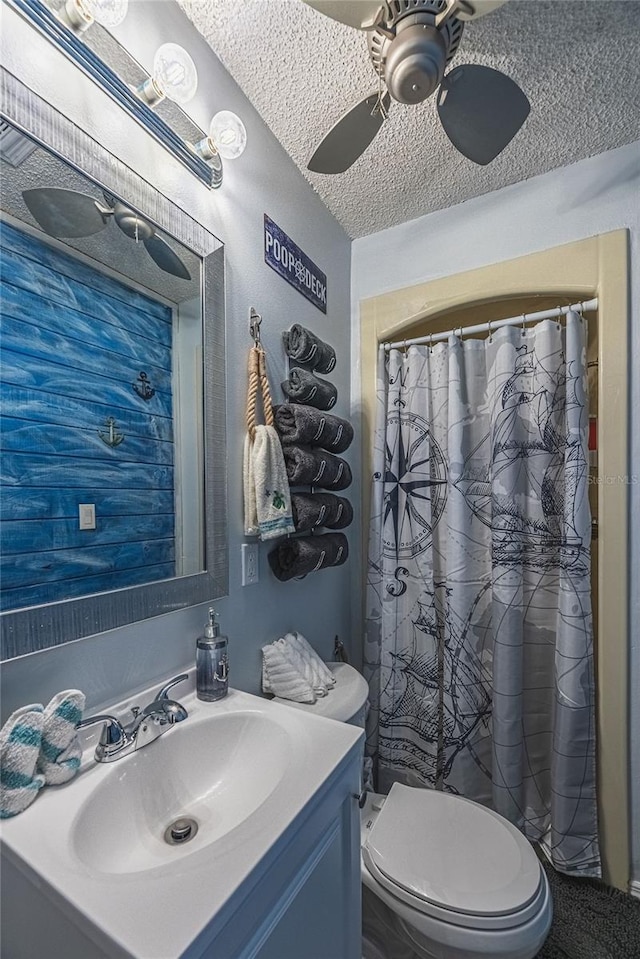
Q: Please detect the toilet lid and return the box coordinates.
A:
[363,783,542,920]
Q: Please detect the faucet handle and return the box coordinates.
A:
[76,714,126,761]
[155,673,189,702]
[77,714,125,744]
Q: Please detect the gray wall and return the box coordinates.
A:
[351,139,640,885]
[0,1,356,717]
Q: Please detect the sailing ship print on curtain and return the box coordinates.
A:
[364,311,600,877]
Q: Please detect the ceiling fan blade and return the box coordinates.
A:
[143,234,191,280]
[22,188,111,238]
[454,0,508,21]
[303,1,385,30]
[308,92,390,174]
[437,64,530,165]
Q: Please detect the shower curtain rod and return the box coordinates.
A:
[382,297,599,352]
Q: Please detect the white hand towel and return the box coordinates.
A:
[262,643,316,704]
[0,704,46,818]
[289,632,337,687]
[244,426,295,541]
[37,690,86,785]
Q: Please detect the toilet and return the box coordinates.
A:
[273,662,552,959]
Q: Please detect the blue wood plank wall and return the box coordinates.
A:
[0,221,175,611]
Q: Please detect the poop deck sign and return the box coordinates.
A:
[264,215,327,314]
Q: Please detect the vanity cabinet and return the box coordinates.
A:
[214,758,362,959]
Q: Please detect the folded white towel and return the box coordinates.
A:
[280,633,334,697]
[287,632,337,688]
[244,426,296,541]
[275,637,327,697]
[262,643,316,704]
[37,690,86,785]
[0,705,46,818]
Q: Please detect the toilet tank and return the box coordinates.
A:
[272,662,369,728]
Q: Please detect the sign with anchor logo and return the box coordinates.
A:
[264,215,327,314]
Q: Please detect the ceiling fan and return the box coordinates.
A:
[21,188,191,280]
[304,0,530,174]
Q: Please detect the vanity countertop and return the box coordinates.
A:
[0,680,363,959]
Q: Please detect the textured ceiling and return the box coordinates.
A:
[177,0,640,238]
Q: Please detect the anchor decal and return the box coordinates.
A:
[98,417,125,448]
[132,371,155,401]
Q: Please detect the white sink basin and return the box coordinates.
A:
[73,711,292,876]
[0,680,363,959]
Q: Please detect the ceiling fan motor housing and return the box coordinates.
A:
[368,0,464,104]
[385,18,447,103]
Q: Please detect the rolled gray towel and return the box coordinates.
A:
[291,493,353,532]
[281,368,337,411]
[268,533,348,581]
[282,325,336,374]
[273,404,353,453]
[284,446,352,490]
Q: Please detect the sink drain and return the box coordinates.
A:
[164,817,199,845]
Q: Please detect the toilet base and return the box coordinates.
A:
[363,884,426,959]
[362,927,394,959]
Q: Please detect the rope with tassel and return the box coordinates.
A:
[246,346,274,442]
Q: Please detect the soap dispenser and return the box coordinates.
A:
[196,608,229,702]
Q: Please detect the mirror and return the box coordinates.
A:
[0,68,227,660]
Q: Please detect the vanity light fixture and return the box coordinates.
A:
[193,111,247,162]
[136,43,198,108]
[59,0,128,34]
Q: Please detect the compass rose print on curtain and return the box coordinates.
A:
[364,314,600,878]
[381,408,447,561]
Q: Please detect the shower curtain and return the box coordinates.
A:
[364,311,600,877]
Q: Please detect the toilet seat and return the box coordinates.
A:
[362,783,545,932]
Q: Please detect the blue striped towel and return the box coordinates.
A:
[0,705,46,818]
[37,690,86,785]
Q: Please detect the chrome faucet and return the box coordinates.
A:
[77,674,189,763]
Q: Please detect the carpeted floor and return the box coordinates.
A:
[536,862,640,958]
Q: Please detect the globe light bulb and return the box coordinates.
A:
[62,0,127,32]
[152,43,198,106]
[208,111,247,160]
[83,0,128,27]
[135,43,198,109]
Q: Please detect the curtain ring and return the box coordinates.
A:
[403,339,408,355]
[429,332,434,353]
[521,313,527,337]
[556,305,563,330]
[488,320,493,342]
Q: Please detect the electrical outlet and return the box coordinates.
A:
[241,542,259,586]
